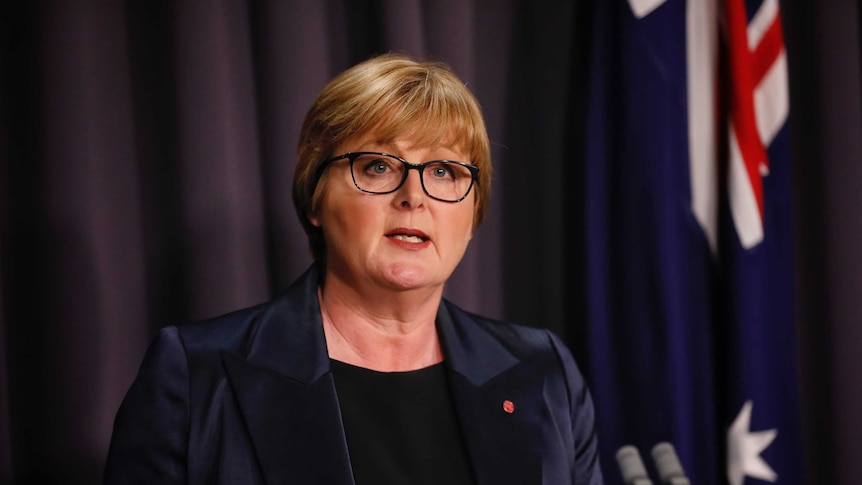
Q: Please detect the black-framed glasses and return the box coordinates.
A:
[319,151,479,203]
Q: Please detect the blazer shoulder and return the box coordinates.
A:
[176,265,322,361]
[175,300,271,358]
[442,299,563,361]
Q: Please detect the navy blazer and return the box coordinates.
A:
[105,266,604,484]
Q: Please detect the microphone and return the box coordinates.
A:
[616,445,653,485]
[651,442,690,485]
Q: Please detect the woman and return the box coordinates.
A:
[105,53,604,485]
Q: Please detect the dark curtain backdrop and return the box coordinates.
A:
[0,0,857,484]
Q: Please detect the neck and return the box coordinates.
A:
[318,274,444,372]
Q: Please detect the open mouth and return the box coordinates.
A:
[385,229,429,243]
[387,234,427,243]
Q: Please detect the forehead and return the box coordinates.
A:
[342,126,467,157]
[356,142,467,164]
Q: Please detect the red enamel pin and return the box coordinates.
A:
[502,400,515,413]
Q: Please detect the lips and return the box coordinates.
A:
[385,228,429,243]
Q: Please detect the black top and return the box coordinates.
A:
[330,359,476,485]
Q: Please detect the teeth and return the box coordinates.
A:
[391,234,424,243]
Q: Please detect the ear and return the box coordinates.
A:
[308,211,321,227]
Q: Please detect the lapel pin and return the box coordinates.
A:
[502,400,515,414]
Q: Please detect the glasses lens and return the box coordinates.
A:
[351,154,404,193]
[422,161,474,201]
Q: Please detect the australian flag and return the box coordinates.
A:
[579,0,802,484]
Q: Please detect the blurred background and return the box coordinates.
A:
[0,0,859,484]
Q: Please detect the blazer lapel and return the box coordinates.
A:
[438,302,546,485]
[221,267,354,485]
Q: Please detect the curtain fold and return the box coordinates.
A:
[171,0,269,319]
[250,1,328,290]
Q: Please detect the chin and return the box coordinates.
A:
[381,263,442,290]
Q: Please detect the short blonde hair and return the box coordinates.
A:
[293,53,492,263]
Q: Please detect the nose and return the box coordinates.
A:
[395,167,426,208]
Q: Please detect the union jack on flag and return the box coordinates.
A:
[725,0,788,250]
[690,0,789,251]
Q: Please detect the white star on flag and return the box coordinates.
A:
[727,400,778,485]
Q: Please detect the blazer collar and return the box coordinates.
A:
[240,265,330,383]
[436,300,520,385]
[437,302,545,484]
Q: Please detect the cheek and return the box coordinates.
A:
[320,195,381,242]
[446,203,476,246]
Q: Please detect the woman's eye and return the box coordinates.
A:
[362,159,393,175]
[431,165,454,178]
